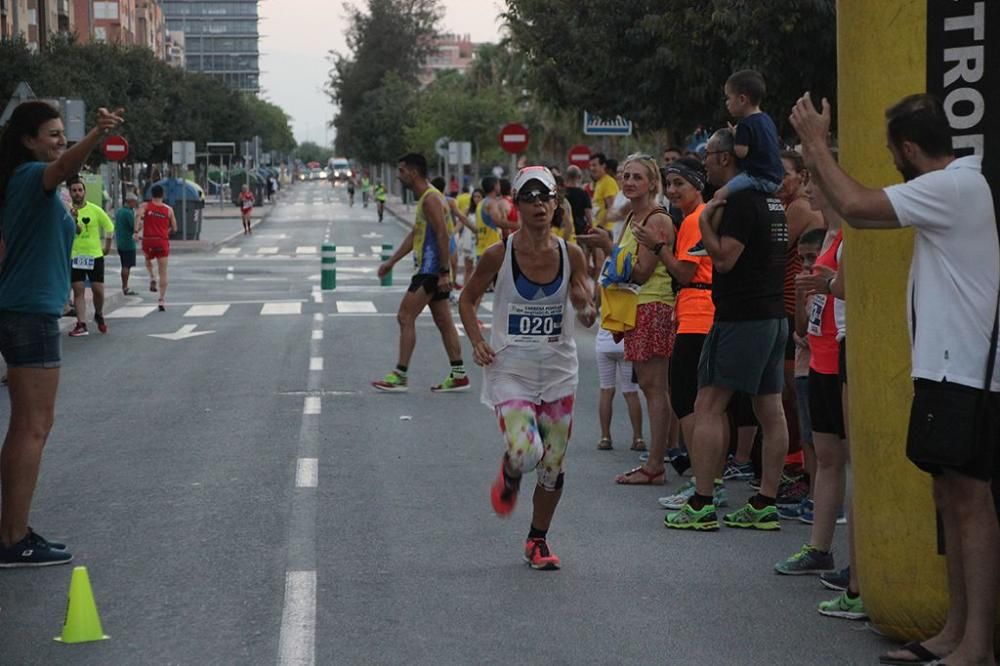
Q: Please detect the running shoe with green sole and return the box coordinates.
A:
[723,503,781,530]
[372,371,408,392]
[774,544,835,575]
[431,375,471,392]
[817,591,868,620]
[663,503,719,531]
[658,480,727,510]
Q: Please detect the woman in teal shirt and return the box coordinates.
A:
[0,101,123,567]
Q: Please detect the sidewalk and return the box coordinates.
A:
[383,196,414,229]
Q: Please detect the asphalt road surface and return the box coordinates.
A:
[0,181,890,665]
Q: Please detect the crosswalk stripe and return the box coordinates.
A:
[303,396,321,415]
[296,246,317,254]
[335,246,355,255]
[481,301,493,312]
[106,305,157,318]
[184,304,230,317]
[261,302,302,315]
[370,245,383,254]
[309,357,324,371]
[455,324,466,337]
[218,247,240,255]
[335,301,376,313]
[257,247,279,255]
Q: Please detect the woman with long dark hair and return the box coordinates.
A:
[0,101,124,567]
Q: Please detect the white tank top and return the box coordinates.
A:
[481,233,578,406]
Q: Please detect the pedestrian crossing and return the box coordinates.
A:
[105,299,494,321]
[217,244,386,258]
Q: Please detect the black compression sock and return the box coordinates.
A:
[528,525,547,540]
[688,492,714,510]
[750,493,776,510]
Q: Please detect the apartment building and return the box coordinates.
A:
[1,0,74,49]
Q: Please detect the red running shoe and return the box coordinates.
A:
[490,464,520,517]
[95,314,107,334]
[523,538,560,570]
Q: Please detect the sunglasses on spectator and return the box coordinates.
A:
[517,190,556,204]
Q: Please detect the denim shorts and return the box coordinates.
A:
[0,311,62,369]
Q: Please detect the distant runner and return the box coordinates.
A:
[136,184,178,312]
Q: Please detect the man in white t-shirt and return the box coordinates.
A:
[791,92,999,666]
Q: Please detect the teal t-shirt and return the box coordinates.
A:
[0,162,76,317]
[115,206,136,251]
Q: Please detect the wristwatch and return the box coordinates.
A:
[651,242,665,256]
[438,267,450,275]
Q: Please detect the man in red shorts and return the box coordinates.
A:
[135,184,177,311]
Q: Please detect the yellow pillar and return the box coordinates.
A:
[839,0,1000,643]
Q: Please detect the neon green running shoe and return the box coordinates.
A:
[663,502,719,531]
[372,371,408,392]
[817,591,868,620]
[774,544,835,575]
[431,374,471,393]
[723,502,781,530]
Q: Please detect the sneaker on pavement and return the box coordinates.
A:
[777,500,806,521]
[774,544,836,575]
[722,460,755,481]
[658,479,695,510]
[798,498,817,524]
[687,241,708,257]
[372,371,408,392]
[818,591,868,620]
[723,503,781,531]
[95,314,107,334]
[747,476,762,491]
[776,479,810,506]
[664,502,719,531]
[820,566,851,592]
[68,322,88,337]
[27,528,66,551]
[431,375,470,393]
[490,465,520,517]
[523,537,560,570]
[0,532,73,568]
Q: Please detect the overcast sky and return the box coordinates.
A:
[259,0,505,146]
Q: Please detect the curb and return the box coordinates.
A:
[170,203,278,253]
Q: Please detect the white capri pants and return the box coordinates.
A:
[596,350,638,392]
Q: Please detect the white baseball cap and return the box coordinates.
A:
[511,166,556,194]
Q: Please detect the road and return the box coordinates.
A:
[0,181,889,665]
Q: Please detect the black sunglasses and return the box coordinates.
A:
[517,190,556,204]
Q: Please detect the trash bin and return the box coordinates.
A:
[229,169,266,206]
[145,178,205,240]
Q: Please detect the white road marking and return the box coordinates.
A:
[335,301,376,313]
[184,304,230,317]
[296,246,317,254]
[257,246,279,255]
[262,302,303,315]
[303,396,321,415]
[309,357,323,371]
[313,313,324,322]
[277,570,316,666]
[456,324,466,337]
[106,305,157,318]
[218,247,240,255]
[370,245,384,254]
[311,289,323,304]
[334,245,355,255]
[481,301,494,312]
[295,458,318,488]
[312,330,323,340]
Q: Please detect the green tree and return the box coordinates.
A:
[295,141,334,165]
[502,0,836,140]
[327,0,441,156]
[245,96,297,154]
[342,71,416,164]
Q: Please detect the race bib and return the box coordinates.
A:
[807,294,826,337]
[72,255,95,271]
[507,303,564,344]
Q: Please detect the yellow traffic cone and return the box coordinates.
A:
[54,566,110,643]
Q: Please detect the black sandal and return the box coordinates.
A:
[878,641,941,665]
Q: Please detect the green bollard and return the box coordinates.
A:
[322,243,336,290]
[380,244,393,287]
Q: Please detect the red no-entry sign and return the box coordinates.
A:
[568,144,592,167]
[102,135,129,162]
[499,123,529,154]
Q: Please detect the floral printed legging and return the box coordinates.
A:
[495,394,575,491]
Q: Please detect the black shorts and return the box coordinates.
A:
[118,249,136,268]
[784,314,796,361]
[808,369,845,439]
[408,273,450,302]
[70,256,105,284]
[838,338,847,386]
[907,379,1000,483]
[669,333,706,419]
[698,318,788,396]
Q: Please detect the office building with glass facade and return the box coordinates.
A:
[161,0,259,93]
